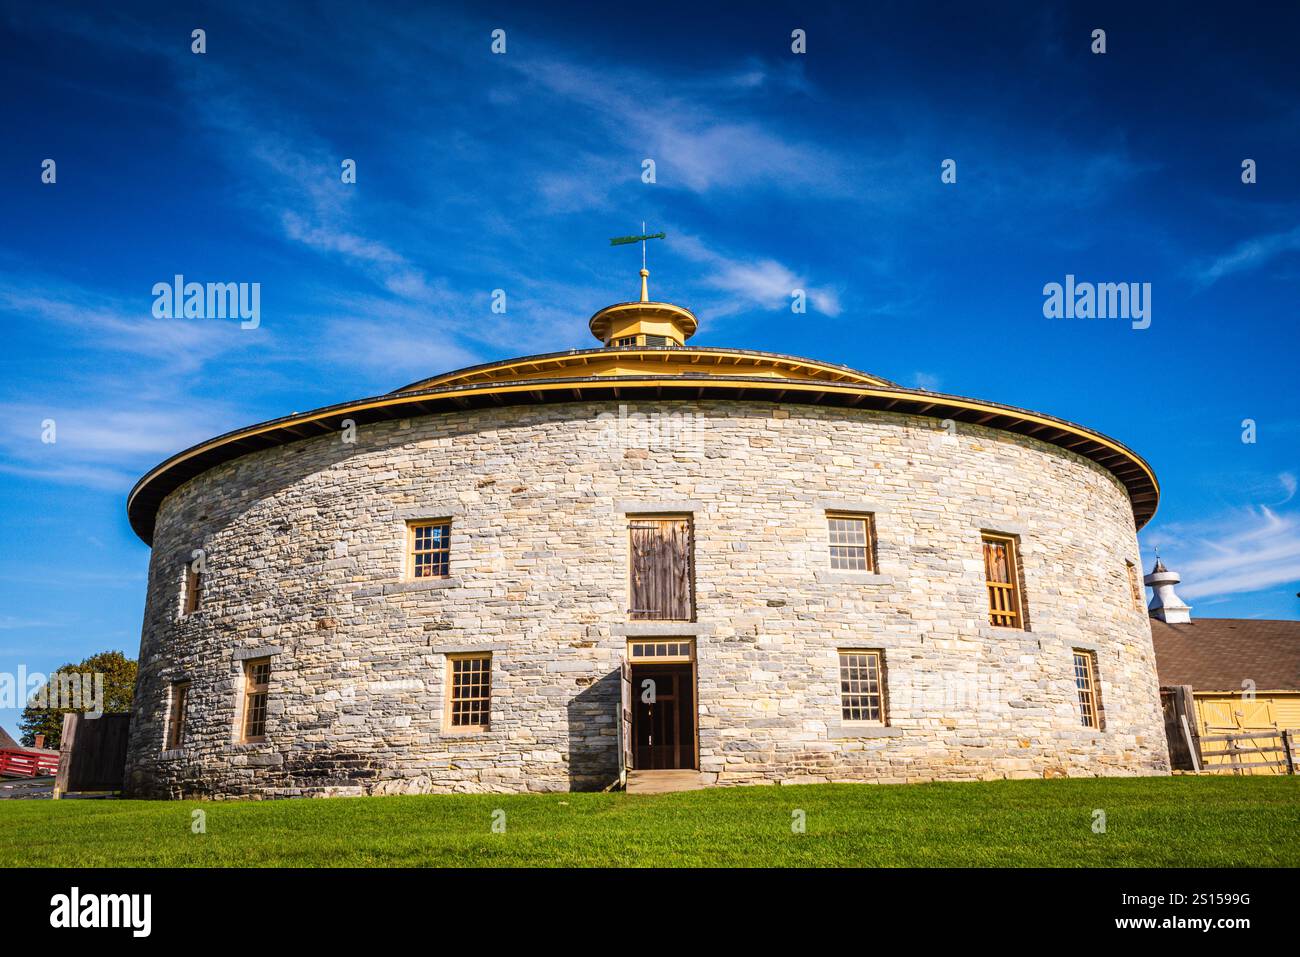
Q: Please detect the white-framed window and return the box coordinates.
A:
[627,639,694,662]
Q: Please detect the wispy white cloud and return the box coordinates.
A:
[0,283,261,374]
[0,616,59,630]
[316,312,481,379]
[280,212,407,267]
[190,90,444,308]
[0,403,239,490]
[0,567,144,588]
[1197,224,1300,286]
[0,406,222,459]
[516,58,855,202]
[672,232,842,317]
[0,269,268,490]
[1148,498,1300,601]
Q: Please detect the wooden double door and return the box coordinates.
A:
[630,663,697,770]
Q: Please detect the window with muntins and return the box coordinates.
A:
[827,513,874,571]
[1073,651,1103,729]
[241,658,271,742]
[448,654,491,729]
[839,650,886,724]
[627,640,694,662]
[409,520,452,579]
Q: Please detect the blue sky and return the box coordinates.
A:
[2,2,1298,738]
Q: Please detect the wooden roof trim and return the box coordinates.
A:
[397,347,895,391]
[127,375,1159,542]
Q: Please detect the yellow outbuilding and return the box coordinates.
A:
[1151,611,1300,775]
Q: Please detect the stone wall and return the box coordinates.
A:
[123,400,1170,798]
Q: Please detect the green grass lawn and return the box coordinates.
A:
[3,776,1297,867]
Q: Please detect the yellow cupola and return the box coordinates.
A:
[588,268,699,348]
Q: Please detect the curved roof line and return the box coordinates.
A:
[394,346,901,392]
[126,375,1159,544]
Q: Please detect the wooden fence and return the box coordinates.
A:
[1160,685,1202,771]
[0,748,60,778]
[53,712,131,797]
[1161,685,1298,775]
[1198,729,1295,775]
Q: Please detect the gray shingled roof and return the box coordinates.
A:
[1151,618,1300,692]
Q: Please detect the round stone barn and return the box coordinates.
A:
[124,271,1169,798]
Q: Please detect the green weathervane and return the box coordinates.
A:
[609,222,666,270]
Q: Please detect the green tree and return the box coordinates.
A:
[19,650,137,748]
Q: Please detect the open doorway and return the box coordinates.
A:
[625,639,697,771]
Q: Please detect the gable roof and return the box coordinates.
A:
[0,725,19,750]
[1150,618,1300,692]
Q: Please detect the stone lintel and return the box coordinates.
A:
[428,643,509,655]
[975,520,1030,538]
[231,645,283,662]
[393,505,466,521]
[611,622,715,637]
[815,499,891,515]
[614,500,701,514]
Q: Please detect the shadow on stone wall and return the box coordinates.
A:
[566,669,620,791]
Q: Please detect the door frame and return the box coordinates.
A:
[625,638,699,771]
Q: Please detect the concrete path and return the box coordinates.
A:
[626,770,713,794]
[0,776,54,799]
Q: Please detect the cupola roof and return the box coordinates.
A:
[587,269,699,346]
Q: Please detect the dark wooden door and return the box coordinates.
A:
[55,713,131,794]
[629,518,693,620]
[632,664,696,770]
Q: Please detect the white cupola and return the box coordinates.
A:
[1144,556,1192,624]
